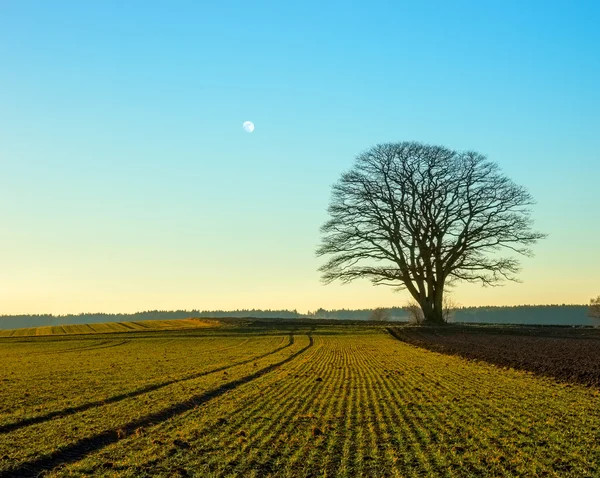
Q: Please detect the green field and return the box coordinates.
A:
[1,321,599,477]
[0,318,217,337]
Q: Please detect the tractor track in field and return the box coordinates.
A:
[207,335,326,475]
[42,336,254,359]
[47,340,131,355]
[1,334,314,478]
[0,334,295,436]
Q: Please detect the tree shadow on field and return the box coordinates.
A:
[0,334,297,436]
[1,335,314,478]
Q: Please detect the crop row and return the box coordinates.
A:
[0,319,217,337]
[0,331,302,433]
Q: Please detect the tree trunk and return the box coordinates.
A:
[422,306,444,324]
[420,286,445,324]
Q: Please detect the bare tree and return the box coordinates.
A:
[317,141,546,324]
[405,300,425,324]
[405,296,459,324]
[590,296,600,320]
[442,296,460,323]
[369,307,391,321]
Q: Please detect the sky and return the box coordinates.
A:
[0,1,598,315]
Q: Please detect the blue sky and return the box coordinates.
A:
[1,1,598,314]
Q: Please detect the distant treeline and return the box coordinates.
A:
[453,305,593,326]
[308,308,408,320]
[0,309,304,330]
[310,305,595,325]
[0,304,595,330]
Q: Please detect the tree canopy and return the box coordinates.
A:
[317,141,546,323]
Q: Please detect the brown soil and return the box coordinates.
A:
[387,325,600,387]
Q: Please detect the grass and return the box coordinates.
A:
[0,318,217,337]
[1,321,599,477]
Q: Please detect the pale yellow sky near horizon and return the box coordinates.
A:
[0,238,594,315]
[1,200,596,316]
[0,281,591,316]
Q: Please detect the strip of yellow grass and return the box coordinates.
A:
[0,318,219,337]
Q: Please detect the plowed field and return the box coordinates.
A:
[1,323,599,477]
[388,325,600,387]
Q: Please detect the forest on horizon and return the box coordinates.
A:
[0,304,594,329]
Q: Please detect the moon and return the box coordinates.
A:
[242,121,255,133]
